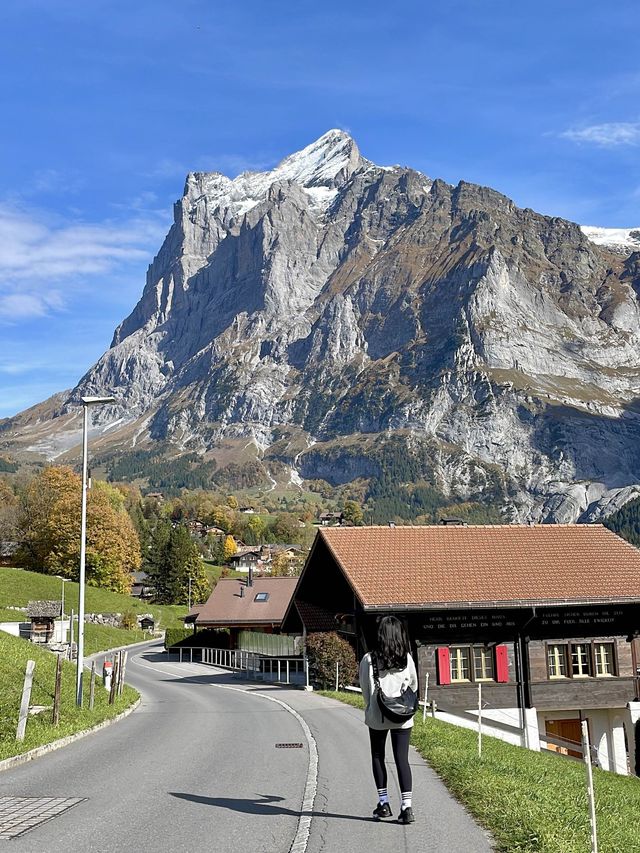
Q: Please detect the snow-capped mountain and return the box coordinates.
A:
[581,226,640,255]
[2,130,640,523]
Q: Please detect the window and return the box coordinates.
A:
[473,647,495,681]
[546,641,617,679]
[594,642,615,676]
[450,647,471,682]
[437,645,509,685]
[571,643,591,677]
[254,592,269,602]
[547,644,568,678]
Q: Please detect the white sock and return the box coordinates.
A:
[377,787,389,804]
[401,791,412,810]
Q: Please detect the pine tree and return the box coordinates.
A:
[145,518,172,601]
[145,522,209,604]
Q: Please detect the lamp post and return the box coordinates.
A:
[76,395,115,707]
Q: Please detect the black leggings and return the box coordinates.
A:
[368,727,412,793]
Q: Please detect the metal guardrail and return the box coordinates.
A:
[168,646,305,685]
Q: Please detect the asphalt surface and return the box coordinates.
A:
[0,642,495,852]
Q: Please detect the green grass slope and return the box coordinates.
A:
[0,566,187,630]
[0,632,138,761]
[322,691,640,853]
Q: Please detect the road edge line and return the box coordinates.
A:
[214,685,318,853]
[0,698,141,774]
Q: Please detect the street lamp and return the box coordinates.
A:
[76,395,115,707]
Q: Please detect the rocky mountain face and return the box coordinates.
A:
[3,130,640,523]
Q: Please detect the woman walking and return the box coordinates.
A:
[359,615,418,824]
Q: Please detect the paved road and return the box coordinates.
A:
[0,643,494,852]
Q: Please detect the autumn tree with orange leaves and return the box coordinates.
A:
[17,466,140,593]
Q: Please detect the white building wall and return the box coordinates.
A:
[537,707,631,775]
[434,706,526,747]
[626,702,640,776]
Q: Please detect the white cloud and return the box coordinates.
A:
[0,204,170,321]
[561,122,640,147]
[0,292,63,320]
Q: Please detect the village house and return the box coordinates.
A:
[0,541,19,567]
[285,524,640,776]
[317,511,344,526]
[194,575,298,650]
[228,549,263,572]
[130,571,154,599]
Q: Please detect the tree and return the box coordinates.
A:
[17,466,140,592]
[0,477,19,544]
[272,513,302,543]
[306,632,358,689]
[226,495,239,510]
[245,515,267,545]
[223,535,237,562]
[270,551,291,577]
[343,500,364,526]
[146,523,209,605]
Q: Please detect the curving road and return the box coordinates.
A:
[0,643,494,852]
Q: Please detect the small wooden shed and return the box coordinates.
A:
[26,600,61,644]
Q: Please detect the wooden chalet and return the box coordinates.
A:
[285,524,640,775]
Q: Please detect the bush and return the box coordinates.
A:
[306,631,357,688]
[164,627,229,649]
[120,611,138,630]
[164,628,193,648]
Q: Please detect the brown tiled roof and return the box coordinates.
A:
[295,600,340,632]
[196,577,298,626]
[318,525,640,609]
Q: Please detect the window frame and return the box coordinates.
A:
[472,646,495,682]
[545,639,618,680]
[447,645,502,683]
[547,643,569,679]
[593,641,616,677]
[450,646,471,682]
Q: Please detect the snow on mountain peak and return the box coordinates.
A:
[272,128,362,189]
[581,225,640,255]
[186,130,364,218]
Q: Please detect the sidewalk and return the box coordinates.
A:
[206,671,496,852]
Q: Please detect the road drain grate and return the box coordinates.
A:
[275,742,304,749]
[0,796,86,839]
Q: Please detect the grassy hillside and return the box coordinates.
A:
[322,691,640,853]
[0,632,138,761]
[0,566,188,630]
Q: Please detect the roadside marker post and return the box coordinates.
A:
[478,683,483,758]
[103,659,113,692]
[581,720,598,853]
[16,660,35,742]
[89,661,96,710]
[422,673,429,722]
[52,655,62,725]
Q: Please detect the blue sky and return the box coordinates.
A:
[1,0,639,418]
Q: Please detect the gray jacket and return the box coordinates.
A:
[359,652,418,730]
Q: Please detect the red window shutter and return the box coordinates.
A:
[436,647,451,685]
[495,645,509,682]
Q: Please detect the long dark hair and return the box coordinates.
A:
[374,615,410,671]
